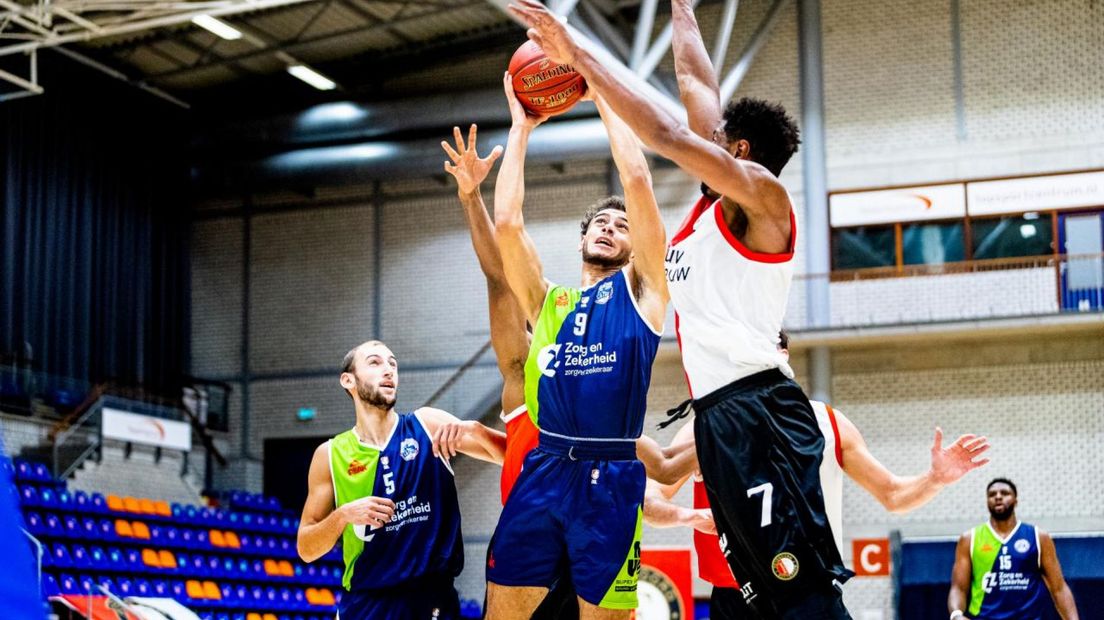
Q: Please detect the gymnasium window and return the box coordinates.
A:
[971,214,1054,260]
[902,222,965,265]
[831,226,895,270]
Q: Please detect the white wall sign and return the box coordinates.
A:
[102,408,192,452]
[968,171,1104,216]
[830,184,966,227]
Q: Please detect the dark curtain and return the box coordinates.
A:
[0,53,190,393]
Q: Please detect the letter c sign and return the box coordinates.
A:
[852,538,890,577]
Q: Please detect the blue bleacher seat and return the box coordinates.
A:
[106,548,126,570]
[96,518,114,541]
[135,579,151,596]
[43,573,60,597]
[116,577,133,596]
[238,533,253,551]
[73,490,90,511]
[40,488,57,508]
[43,513,60,536]
[25,511,44,535]
[185,505,199,523]
[33,463,51,483]
[153,580,169,596]
[62,514,79,536]
[124,548,141,570]
[196,529,209,547]
[14,460,31,481]
[51,543,71,568]
[164,525,181,546]
[98,577,117,595]
[59,573,78,594]
[80,516,97,538]
[20,486,38,508]
[181,528,196,547]
[78,573,95,594]
[89,547,107,569]
[150,525,164,542]
[90,493,106,513]
[219,582,234,602]
[205,555,220,576]
[71,544,91,568]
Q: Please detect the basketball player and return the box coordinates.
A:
[506,3,841,616]
[646,335,992,619]
[948,479,1080,620]
[484,73,680,618]
[296,340,506,620]
[441,123,578,619]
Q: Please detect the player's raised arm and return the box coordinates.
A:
[670,0,722,139]
[297,442,395,563]
[494,71,552,324]
[444,124,529,412]
[592,92,668,330]
[636,433,697,485]
[839,413,990,514]
[508,0,790,222]
[418,407,507,466]
[947,532,972,618]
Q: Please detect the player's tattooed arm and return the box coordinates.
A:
[1039,531,1080,619]
[297,441,395,563]
[947,532,972,617]
[670,0,722,140]
[495,71,552,325]
[509,0,790,226]
[838,411,990,514]
[642,478,715,534]
[592,92,669,331]
[419,407,507,466]
[636,434,697,485]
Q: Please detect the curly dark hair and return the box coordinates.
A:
[579,196,626,236]
[721,97,801,176]
[987,477,1017,497]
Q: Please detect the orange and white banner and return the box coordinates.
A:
[102,408,192,452]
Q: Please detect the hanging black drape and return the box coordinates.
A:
[0,53,190,392]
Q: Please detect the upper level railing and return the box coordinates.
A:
[784,252,1103,331]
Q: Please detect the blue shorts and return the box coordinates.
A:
[486,433,645,609]
[337,575,459,620]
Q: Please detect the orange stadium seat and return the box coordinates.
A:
[317,589,335,606]
[141,548,161,568]
[202,581,221,600]
[132,521,151,540]
[263,559,280,576]
[263,614,278,620]
[158,550,176,569]
[107,495,125,512]
[209,530,226,547]
[114,520,133,538]
[186,580,206,599]
[224,531,241,549]
[247,614,263,620]
[123,497,141,513]
[139,498,156,514]
[305,588,319,605]
[154,500,172,517]
[277,560,293,577]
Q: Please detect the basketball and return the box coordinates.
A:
[509,40,587,117]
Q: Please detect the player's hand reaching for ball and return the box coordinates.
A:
[930,427,990,484]
[442,124,503,195]
[503,72,550,130]
[508,0,578,65]
[339,496,395,529]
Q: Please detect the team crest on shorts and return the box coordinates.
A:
[400,438,419,461]
[771,552,799,581]
[1014,539,1031,554]
[595,281,613,304]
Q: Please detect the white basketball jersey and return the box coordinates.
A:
[666,195,796,397]
[810,400,845,557]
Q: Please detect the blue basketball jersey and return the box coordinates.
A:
[329,412,463,593]
[969,522,1047,620]
[524,269,662,439]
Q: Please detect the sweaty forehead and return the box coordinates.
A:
[593,209,628,223]
[361,344,396,362]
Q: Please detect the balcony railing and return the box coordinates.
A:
[784,252,1103,331]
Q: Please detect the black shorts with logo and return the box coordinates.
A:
[694,369,853,620]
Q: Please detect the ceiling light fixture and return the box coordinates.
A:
[287,64,337,91]
[191,15,243,40]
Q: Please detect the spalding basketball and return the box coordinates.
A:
[509,40,587,117]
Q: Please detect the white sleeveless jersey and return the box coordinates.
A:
[810,399,845,557]
[666,195,797,397]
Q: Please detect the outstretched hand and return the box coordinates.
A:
[442,124,503,195]
[502,72,550,130]
[930,427,990,485]
[508,0,578,65]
